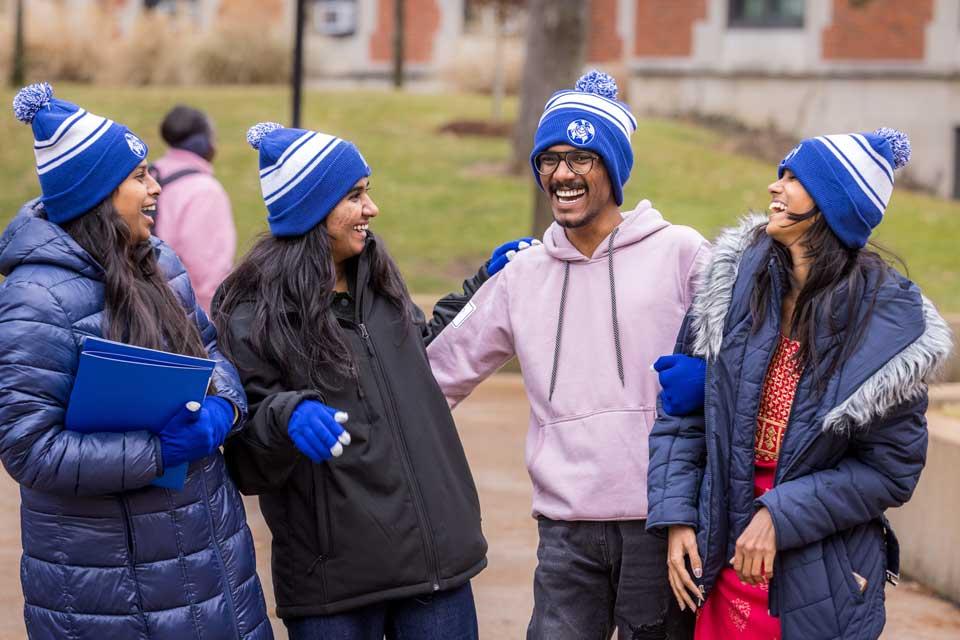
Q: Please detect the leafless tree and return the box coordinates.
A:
[511,0,589,235]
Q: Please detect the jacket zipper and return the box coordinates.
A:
[698,358,713,597]
[119,496,149,632]
[198,464,241,639]
[358,322,443,591]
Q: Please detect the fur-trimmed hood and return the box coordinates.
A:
[689,213,953,434]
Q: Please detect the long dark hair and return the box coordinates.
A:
[213,223,414,394]
[59,200,207,358]
[750,210,900,393]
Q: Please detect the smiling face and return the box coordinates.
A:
[111,160,159,244]
[538,144,615,229]
[324,177,378,265]
[766,169,818,246]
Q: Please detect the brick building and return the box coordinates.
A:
[587,0,960,200]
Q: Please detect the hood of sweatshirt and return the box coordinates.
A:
[542,199,671,263]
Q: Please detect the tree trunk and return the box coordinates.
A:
[511,0,589,236]
[491,0,506,122]
[392,0,405,89]
[10,0,25,87]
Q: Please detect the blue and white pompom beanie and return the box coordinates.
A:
[247,122,371,237]
[530,70,638,206]
[778,128,911,249]
[12,82,148,224]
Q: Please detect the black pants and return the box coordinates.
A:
[527,518,694,640]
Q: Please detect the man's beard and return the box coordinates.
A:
[555,204,601,229]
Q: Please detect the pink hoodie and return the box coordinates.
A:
[152,149,236,315]
[428,201,710,521]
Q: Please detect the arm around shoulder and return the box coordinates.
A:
[426,263,517,409]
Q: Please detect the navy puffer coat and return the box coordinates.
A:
[0,201,272,640]
[647,215,952,640]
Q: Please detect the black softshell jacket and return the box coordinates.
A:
[220,237,488,618]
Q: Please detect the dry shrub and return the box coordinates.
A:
[191,0,290,84]
[101,12,198,86]
[10,0,288,86]
[444,33,524,95]
[192,22,290,84]
[0,17,10,82]
[24,4,110,83]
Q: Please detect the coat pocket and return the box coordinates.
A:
[828,536,866,604]
[308,465,333,601]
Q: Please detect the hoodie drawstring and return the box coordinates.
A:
[608,228,624,387]
[547,228,624,402]
[548,261,570,402]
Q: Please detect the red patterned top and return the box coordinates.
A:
[754,335,803,466]
[694,334,803,640]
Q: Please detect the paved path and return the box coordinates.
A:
[0,374,957,638]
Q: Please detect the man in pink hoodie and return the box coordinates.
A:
[427,71,709,639]
[152,105,236,315]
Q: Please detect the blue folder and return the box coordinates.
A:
[65,337,216,490]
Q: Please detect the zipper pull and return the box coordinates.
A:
[358,323,374,356]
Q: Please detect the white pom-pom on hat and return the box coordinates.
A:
[874,127,911,170]
[246,122,284,150]
[12,82,54,124]
[575,70,619,101]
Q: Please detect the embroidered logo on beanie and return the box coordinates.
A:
[125,133,147,158]
[567,119,596,145]
[530,70,637,206]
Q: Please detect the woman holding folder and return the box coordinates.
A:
[0,84,271,639]
[212,122,527,639]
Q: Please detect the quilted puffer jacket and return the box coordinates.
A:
[0,201,272,640]
[647,215,952,640]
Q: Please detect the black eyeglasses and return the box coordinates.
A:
[534,150,599,176]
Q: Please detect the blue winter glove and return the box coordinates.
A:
[486,237,540,276]
[653,354,707,417]
[205,396,237,448]
[288,399,351,463]
[159,400,216,469]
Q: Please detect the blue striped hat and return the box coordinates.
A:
[778,128,911,249]
[12,83,149,224]
[246,122,371,238]
[530,70,638,206]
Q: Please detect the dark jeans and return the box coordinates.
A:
[285,582,478,640]
[527,518,693,640]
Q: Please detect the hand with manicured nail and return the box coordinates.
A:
[486,237,541,276]
[667,524,703,613]
[287,399,351,463]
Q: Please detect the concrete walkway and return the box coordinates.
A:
[0,374,957,638]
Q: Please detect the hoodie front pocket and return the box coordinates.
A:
[529,408,655,519]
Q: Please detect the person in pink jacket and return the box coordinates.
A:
[152,105,236,314]
[427,71,710,640]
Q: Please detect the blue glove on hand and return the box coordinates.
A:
[288,399,351,463]
[159,398,228,469]
[204,396,236,448]
[486,237,540,276]
[653,354,707,417]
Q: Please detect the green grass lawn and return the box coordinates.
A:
[2,84,959,309]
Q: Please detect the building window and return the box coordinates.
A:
[728,0,804,28]
[144,0,198,18]
[312,0,358,37]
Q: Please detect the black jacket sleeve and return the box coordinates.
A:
[220,305,322,495]
[420,264,490,346]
